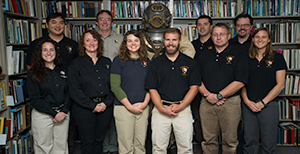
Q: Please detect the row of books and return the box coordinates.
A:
[242,0,300,16]
[5,18,39,45]
[173,0,237,17]
[41,1,104,18]
[12,129,33,154]
[10,105,31,138]
[6,46,26,75]
[3,0,38,17]
[62,23,143,41]
[282,74,300,95]
[255,21,300,43]
[8,78,27,105]
[41,1,167,19]
[278,98,300,120]
[280,48,300,70]
[277,122,300,145]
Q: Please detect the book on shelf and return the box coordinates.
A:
[278,98,300,121]
[5,119,12,140]
[42,1,103,18]
[278,122,300,146]
[0,82,7,108]
[0,117,6,135]
[8,79,27,104]
[243,0,300,16]
[5,0,37,17]
[6,46,27,75]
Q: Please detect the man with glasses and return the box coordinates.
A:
[96,10,122,154]
[198,23,249,154]
[230,13,253,154]
[230,13,253,54]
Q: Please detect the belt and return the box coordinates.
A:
[162,100,181,106]
[52,104,64,112]
[92,96,106,102]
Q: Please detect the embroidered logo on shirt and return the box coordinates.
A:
[207,45,213,50]
[106,64,110,69]
[60,71,67,78]
[265,60,274,68]
[225,55,235,64]
[180,66,189,76]
[141,61,148,67]
[114,39,119,43]
[66,46,73,54]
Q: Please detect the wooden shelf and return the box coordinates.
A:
[8,71,27,78]
[252,15,300,19]
[65,17,143,21]
[272,42,300,46]
[0,74,6,80]
[0,107,7,113]
[278,94,300,97]
[3,11,39,20]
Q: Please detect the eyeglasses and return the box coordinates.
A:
[236,24,251,28]
[98,18,111,22]
[212,33,228,37]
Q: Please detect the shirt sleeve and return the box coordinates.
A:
[110,73,127,101]
[188,60,202,86]
[61,69,72,114]
[68,61,97,110]
[234,52,249,84]
[26,74,57,117]
[145,61,158,90]
[276,53,288,71]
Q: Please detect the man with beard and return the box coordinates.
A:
[198,23,248,154]
[230,13,253,54]
[145,28,201,154]
[191,16,214,153]
[230,13,253,154]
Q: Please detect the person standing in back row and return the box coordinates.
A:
[26,13,79,154]
[191,15,214,154]
[96,10,122,154]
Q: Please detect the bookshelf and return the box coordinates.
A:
[1,0,42,153]
[0,0,298,151]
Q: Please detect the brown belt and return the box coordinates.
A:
[162,100,181,106]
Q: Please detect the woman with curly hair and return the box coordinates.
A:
[68,30,113,154]
[241,27,287,154]
[110,30,150,154]
[27,39,71,154]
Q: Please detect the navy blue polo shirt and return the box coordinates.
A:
[110,57,151,105]
[229,35,252,55]
[192,37,214,62]
[145,52,201,102]
[199,45,249,96]
[246,52,287,101]
[27,35,78,67]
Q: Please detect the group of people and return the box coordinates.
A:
[25,4,287,154]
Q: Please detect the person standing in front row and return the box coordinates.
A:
[145,28,201,154]
[68,30,113,154]
[27,39,71,154]
[26,13,79,154]
[241,27,287,154]
[110,30,151,154]
[198,23,249,154]
[96,10,122,154]
[191,15,214,153]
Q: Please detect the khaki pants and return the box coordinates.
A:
[31,109,69,154]
[200,95,241,154]
[151,105,193,154]
[114,105,149,154]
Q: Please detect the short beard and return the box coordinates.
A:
[166,45,179,55]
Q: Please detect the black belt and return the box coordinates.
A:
[52,104,64,112]
[162,101,180,106]
[93,96,106,102]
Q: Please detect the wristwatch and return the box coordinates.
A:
[261,100,268,107]
[217,93,223,100]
